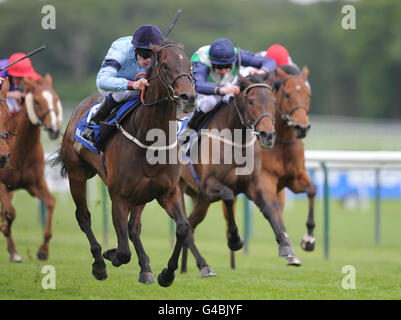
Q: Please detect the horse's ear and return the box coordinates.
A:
[23,76,37,91]
[276,66,289,80]
[301,65,309,79]
[150,44,161,53]
[264,72,275,86]
[178,43,184,50]
[0,77,10,97]
[44,73,53,87]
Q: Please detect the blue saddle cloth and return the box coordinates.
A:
[74,97,140,154]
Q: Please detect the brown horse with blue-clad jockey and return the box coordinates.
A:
[54,34,199,287]
[179,72,297,277]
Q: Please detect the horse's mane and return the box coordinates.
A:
[278,64,300,76]
[145,39,179,79]
[273,64,301,92]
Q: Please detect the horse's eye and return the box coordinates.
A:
[162,63,168,70]
[248,99,254,106]
[285,93,290,99]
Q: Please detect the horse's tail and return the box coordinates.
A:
[46,147,67,178]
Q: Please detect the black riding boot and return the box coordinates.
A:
[82,95,118,142]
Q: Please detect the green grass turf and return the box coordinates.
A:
[0,187,400,300]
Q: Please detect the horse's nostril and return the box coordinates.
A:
[179,94,190,102]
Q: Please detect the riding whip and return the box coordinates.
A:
[165,8,182,38]
[0,45,47,72]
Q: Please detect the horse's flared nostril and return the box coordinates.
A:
[259,131,276,149]
[294,124,310,139]
[0,154,10,168]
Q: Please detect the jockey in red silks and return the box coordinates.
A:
[0,53,41,114]
[82,24,164,143]
[241,43,311,89]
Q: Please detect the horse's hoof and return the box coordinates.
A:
[286,256,302,266]
[278,245,295,258]
[157,268,175,287]
[37,251,48,261]
[139,272,154,284]
[10,253,22,263]
[227,234,244,251]
[92,264,108,281]
[301,235,316,252]
[200,266,216,278]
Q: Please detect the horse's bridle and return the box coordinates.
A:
[141,44,194,107]
[233,83,275,136]
[276,75,309,127]
[0,97,17,143]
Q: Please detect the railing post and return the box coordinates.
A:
[322,162,330,260]
[375,168,381,244]
[244,197,252,254]
[102,182,109,245]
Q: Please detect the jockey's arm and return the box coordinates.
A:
[96,64,130,92]
[240,49,276,73]
[192,62,223,96]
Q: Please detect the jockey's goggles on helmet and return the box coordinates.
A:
[213,63,232,70]
[135,48,153,59]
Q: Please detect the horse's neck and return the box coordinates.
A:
[13,109,41,151]
[214,101,244,132]
[131,101,177,142]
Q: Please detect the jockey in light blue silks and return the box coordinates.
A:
[178,38,277,143]
[82,24,164,142]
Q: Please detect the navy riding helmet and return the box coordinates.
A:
[209,38,237,65]
[131,24,164,50]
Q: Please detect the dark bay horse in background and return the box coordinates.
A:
[223,65,316,268]
[0,74,62,262]
[0,77,12,168]
[56,41,197,287]
[180,74,296,277]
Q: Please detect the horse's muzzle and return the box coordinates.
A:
[48,129,60,140]
[258,131,276,149]
[294,124,311,139]
[178,93,197,113]
[0,152,10,169]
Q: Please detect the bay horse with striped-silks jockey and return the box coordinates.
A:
[179,73,297,277]
[0,77,13,168]
[223,65,316,268]
[0,73,63,262]
[54,40,198,287]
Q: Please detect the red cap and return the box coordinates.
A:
[7,53,41,80]
[266,44,289,66]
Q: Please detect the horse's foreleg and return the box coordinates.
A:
[128,205,154,284]
[222,197,240,269]
[181,192,215,277]
[246,181,295,258]
[103,199,131,267]
[288,172,317,251]
[27,179,55,260]
[69,175,107,280]
[157,185,193,287]
[205,178,243,252]
[0,189,21,262]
